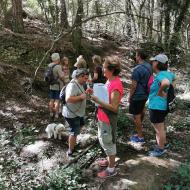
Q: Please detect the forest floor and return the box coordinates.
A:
[0,33,190,190]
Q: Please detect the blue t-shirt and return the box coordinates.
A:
[131,62,152,100]
[148,71,175,110]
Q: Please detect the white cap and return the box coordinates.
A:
[51,53,60,61]
[150,54,168,64]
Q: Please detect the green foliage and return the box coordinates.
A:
[164,162,190,190]
[117,109,133,137]
[47,166,87,190]
[12,127,35,150]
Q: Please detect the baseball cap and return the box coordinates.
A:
[51,53,60,61]
[75,68,89,77]
[150,54,168,64]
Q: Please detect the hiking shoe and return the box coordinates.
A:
[130,135,145,143]
[148,148,166,157]
[97,159,108,167]
[97,169,117,178]
[50,112,54,118]
[151,143,170,150]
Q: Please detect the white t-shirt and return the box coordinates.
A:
[62,79,86,118]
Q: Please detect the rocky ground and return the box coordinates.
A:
[0,32,190,189]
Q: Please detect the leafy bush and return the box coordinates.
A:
[47,166,87,190]
[164,162,190,190]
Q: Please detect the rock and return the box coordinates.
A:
[77,133,97,148]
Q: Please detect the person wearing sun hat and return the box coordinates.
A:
[72,55,87,79]
[148,54,176,157]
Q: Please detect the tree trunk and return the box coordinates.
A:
[164,1,171,51]
[11,0,24,33]
[60,0,69,29]
[72,0,83,55]
[170,0,190,58]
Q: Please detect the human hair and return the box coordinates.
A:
[61,57,69,65]
[136,49,148,60]
[157,61,168,71]
[92,55,102,65]
[103,56,121,76]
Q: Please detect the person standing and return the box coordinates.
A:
[91,56,123,178]
[48,53,65,120]
[62,68,89,157]
[91,55,106,84]
[148,54,175,157]
[128,49,152,143]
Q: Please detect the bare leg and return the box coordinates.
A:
[134,114,143,138]
[68,135,76,151]
[108,155,115,168]
[153,123,166,149]
[54,100,60,116]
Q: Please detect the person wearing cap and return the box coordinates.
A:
[48,53,65,119]
[62,68,89,157]
[128,49,152,143]
[148,54,176,157]
[91,56,123,178]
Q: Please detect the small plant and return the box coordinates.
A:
[46,166,87,190]
[164,153,190,190]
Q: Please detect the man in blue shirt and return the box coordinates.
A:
[128,49,152,143]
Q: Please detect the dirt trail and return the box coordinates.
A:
[0,46,190,189]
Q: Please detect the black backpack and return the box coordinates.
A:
[167,84,176,113]
[44,64,58,85]
[60,85,67,104]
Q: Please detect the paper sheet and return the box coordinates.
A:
[93,83,109,106]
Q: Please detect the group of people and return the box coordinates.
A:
[46,49,175,178]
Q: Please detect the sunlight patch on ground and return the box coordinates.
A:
[0,110,17,119]
[37,158,58,172]
[178,92,190,100]
[22,140,50,156]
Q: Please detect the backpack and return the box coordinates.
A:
[44,64,58,85]
[60,85,67,104]
[167,84,176,113]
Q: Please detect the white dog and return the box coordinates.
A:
[45,123,67,140]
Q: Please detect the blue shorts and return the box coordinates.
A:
[65,117,85,136]
[49,90,60,100]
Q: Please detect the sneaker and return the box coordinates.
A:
[97,159,108,167]
[97,169,117,178]
[151,143,170,150]
[148,148,166,157]
[130,135,145,143]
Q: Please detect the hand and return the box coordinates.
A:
[90,95,99,102]
[86,88,93,95]
[157,90,167,98]
[80,93,87,100]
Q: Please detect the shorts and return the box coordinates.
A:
[65,117,85,136]
[149,109,168,123]
[129,99,147,115]
[98,121,116,156]
[49,90,60,100]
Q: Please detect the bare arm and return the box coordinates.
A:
[66,94,86,103]
[91,90,120,113]
[157,79,170,97]
[128,80,137,101]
